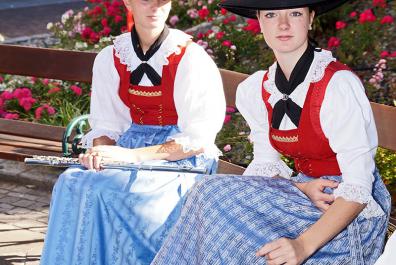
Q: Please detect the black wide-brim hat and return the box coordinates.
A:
[218,0,350,18]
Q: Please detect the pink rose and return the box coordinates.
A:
[380,51,389,58]
[223,144,232,152]
[327,37,341,48]
[4,113,19,120]
[70,85,82,96]
[169,15,179,26]
[226,106,236,113]
[216,31,225,40]
[335,21,347,30]
[380,15,394,24]
[222,40,232,47]
[13,88,32,99]
[373,0,386,8]
[224,114,231,124]
[349,11,357,18]
[18,97,36,111]
[1,91,13,100]
[359,9,376,24]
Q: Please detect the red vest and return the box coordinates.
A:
[262,61,351,177]
[113,46,187,126]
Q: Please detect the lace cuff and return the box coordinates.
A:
[333,182,384,218]
[167,135,221,159]
[81,129,121,148]
[243,160,293,179]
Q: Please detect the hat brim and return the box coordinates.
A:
[219,0,350,19]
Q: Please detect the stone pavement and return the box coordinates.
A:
[0,180,51,265]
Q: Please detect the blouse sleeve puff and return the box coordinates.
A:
[236,71,293,179]
[169,43,226,158]
[81,45,132,147]
[321,70,384,218]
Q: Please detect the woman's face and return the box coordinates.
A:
[124,0,171,31]
[258,7,314,56]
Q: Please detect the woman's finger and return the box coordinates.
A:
[316,201,330,211]
[256,240,282,257]
[318,193,335,202]
[93,155,102,171]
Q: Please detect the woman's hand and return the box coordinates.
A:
[79,145,137,170]
[256,237,310,265]
[295,179,339,211]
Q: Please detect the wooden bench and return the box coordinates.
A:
[0,44,395,233]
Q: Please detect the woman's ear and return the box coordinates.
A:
[123,0,132,11]
[309,10,315,30]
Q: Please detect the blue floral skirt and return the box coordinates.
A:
[152,171,390,265]
[40,124,217,265]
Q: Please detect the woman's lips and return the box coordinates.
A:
[277,35,293,41]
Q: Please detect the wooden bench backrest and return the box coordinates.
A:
[0,44,395,166]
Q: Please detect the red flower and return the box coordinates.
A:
[216,31,225,40]
[35,104,56,120]
[222,40,232,47]
[224,115,231,124]
[226,106,236,113]
[335,21,347,30]
[198,7,209,19]
[0,75,3,83]
[1,91,13,100]
[349,11,357,18]
[380,15,394,24]
[121,26,128,33]
[114,15,123,24]
[18,97,36,111]
[4,113,19,120]
[70,85,83,96]
[327,37,341,48]
[380,51,389,58]
[101,18,108,27]
[243,19,261,34]
[102,26,111,36]
[372,0,386,8]
[82,27,93,39]
[196,32,204,39]
[89,32,100,43]
[42,78,50,85]
[223,18,230,25]
[389,51,396,58]
[220,8,227,15]
[48,87,61,95]
[359,9,376,24]
[13,88,32,99]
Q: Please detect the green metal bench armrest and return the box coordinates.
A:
[62,114,89,157]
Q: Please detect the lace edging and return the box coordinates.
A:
[243,160,293,179]
[264,50,336,106]
[113,30,192,72]
[333,182,384,218]
[80,129,120,148]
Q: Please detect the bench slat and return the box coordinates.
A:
[0,145,61,162]
[217,159,245,175]
[0,136,62,152]
[0,118,65,142]
[0,44,96,83]
[371,102,396,151]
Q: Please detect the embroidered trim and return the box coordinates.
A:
[243,160,293,179]
[271,134,298,143]
[113,29,192,74]
[128,89,162,97]
[333,182,385,219]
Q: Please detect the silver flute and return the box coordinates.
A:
[24,155,208,174]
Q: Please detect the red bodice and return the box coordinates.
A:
[262,61,351,177]
[113,46,187,125]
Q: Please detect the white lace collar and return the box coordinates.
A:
[113,28,192,73]
[264,49,336,107]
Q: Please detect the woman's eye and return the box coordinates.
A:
[290,11,303,17]
[264,12,276,18]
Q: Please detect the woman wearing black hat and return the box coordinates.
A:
[151,1,390,264]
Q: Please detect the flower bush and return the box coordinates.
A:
[2,0,395,188]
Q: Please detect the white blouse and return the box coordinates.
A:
[82,29,226,158]
[236,49,383,218]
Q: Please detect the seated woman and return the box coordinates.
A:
[151,0,390,264]
[40,0,225,264]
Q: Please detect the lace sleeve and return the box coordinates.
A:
[333,182,384,218]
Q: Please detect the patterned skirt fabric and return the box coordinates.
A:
[152,171,390,265]
[40,124,217,265]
